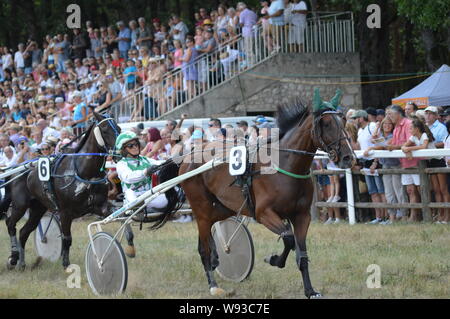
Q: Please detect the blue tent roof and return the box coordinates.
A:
[393,64,450,106]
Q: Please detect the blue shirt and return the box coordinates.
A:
[118,28,131,52]
[429,120,447,143]
[124,66,137,83]
[73,102,88,128]
[268,0,285,26]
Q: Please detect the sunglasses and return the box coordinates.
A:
[208,124,214,127]
[41,147,50,151]
[125,142,139,149]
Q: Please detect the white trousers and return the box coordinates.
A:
[124,189,168,211]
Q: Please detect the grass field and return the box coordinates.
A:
[0,217,449,299]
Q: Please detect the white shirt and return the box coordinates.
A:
[2,53,13,69]
[357,122,377,159]
[172,21,189,44]
[43,126,61,140]
[291,1,308,26]
[14,51,24,69]
[7,95,16,110]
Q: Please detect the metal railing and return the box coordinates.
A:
[312,149,450,224]
[111,12,355,123]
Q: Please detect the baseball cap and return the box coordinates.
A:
[424,106,438,113]
[253,115,267,123]
[259,122,276,129]
[376,109,385,116]
[203,19,213,25]
[236,120,248,126]
[2,104,9,109]
[351,110,368,119]
[55,97,64,103]
[366,107,377,116]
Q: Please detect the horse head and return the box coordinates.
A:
[92,112,121,153]
[312,88,354,168]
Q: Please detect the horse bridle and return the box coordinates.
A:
[94,116,120,153]
[312,110,351,162]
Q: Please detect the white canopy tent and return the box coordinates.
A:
[392,64,450,108]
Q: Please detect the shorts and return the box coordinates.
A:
[401,174,420,186]
[427,158,446,168]
[364,175,384,195]
[317,175,330,186]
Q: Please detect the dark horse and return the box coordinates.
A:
[5,112,121,270]
[159,89,355,298]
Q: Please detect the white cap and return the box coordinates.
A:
[55,97,64,103]
[72,91,83,98]
[424,106,438,113]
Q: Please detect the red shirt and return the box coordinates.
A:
[112,58,124,68]
[391,117,419,168]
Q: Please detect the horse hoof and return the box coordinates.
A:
[31,257,43,270]
[210,287,226,296]
[264,254,275,264]
[6,259,16,270]
[125,245,136,258]
[17,263,26,272]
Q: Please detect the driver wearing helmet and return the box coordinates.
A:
[115,131,168,211]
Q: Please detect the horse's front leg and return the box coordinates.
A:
[292,210,322,298]
[60,212,73,269]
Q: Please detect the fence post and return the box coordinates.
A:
[345,168,356,225]
[419,160,432,222]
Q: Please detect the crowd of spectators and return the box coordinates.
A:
[0,0,308,169]
[316,103,450,225]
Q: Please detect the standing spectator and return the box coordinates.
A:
[70,91,89,135]
[14,43,26,71]
[116,21,131,59]
[172,40,184,70]
[129,20,138,50]
[227,8,240,36]
[90,29,103,58]
[238,2,258,66]
[105,26,118,55]
[71,28,87,60]
[54,34,70,72]
[353,110,386,224]
[386,105,420,222]
[289,0,308,52]
[376,109,385,122]
[181,36,198,100]
[123,59,137,91]
[405,101,418,118]
[197,28,216,93]
[136,18,154,50]
[266,0,285,53]
[170,15,189,46]
[364,117,407,224]
[198,8,210,26]
[216,5,230,34]
[366,107,378,123]
[2,47,13,71]
[423,106,449,223]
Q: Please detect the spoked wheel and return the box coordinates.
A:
[34,212,62,262]
[85,232,128,296]
[212,216,255,282]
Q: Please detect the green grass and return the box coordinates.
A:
[0,217,449,299]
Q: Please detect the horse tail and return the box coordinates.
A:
[148,159,185,230]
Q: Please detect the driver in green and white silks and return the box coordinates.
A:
[115,131,168,211]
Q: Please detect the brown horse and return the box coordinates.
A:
[159,90,354,298]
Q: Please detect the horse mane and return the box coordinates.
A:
[276,98,310,138]
[73,122,95,153]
